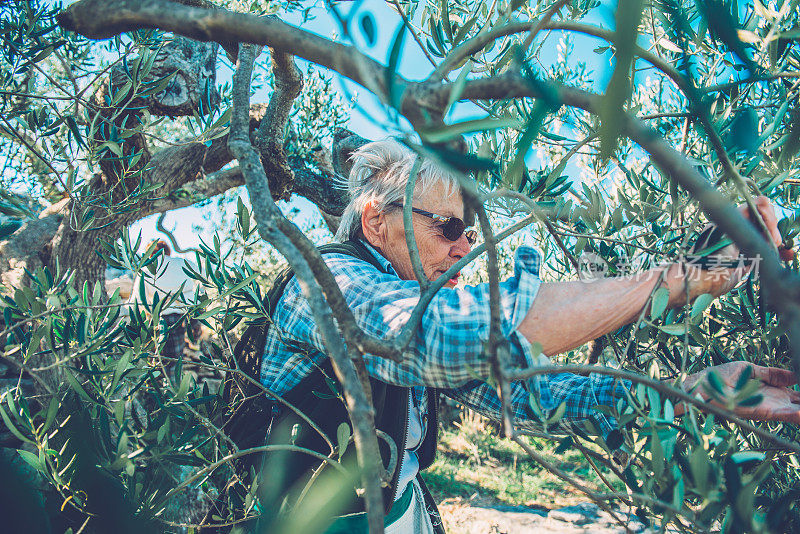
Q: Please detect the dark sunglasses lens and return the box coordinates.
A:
[440,218,476,244]
[441,218,465,241]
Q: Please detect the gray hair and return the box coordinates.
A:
[334,139,461,242]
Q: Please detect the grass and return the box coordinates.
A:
[424,407,626,511]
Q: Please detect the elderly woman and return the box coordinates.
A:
[255,139,798,534]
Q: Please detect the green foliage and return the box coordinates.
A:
[0,0,799,531]
[0,206,275,529]
[396,0,800,530]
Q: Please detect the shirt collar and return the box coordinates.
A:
[358,239,397,276]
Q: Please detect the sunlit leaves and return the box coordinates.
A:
[651,287,670,319]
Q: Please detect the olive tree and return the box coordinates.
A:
[0,0,799,532]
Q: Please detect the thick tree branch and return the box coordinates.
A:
[290,158,349,215]
[256,50,303,144]
[250,49,304,201]
[111,36,220,118]
[471,193,513,436]
[147,166,243,214]
[331,129,370,180]
[141,155,350,220]
[134,109,354,219]
[228,43,387,532]
[0,127,356,293]
[57,0,394,114]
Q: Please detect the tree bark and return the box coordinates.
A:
[0,31,365,291]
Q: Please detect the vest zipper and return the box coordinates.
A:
[387,387,410,507]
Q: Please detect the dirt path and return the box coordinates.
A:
[438,500,647,534]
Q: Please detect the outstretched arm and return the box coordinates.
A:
[517,261,738,356]
[517,196,787,356]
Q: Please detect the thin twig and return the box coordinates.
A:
[402,159,430,290]
[519,0,571,57]
[155,443,350,509]
[156,213,193,254]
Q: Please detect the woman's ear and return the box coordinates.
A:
[361,201,387,249]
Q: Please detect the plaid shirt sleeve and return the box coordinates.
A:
[262,241,629,436]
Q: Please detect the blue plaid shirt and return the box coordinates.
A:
[260,240,628,435]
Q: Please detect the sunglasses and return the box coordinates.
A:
[389,203,477,245]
